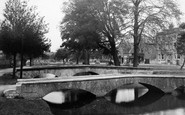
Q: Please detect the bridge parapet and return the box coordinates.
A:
[16,74,185,99]
[16,65,152,78]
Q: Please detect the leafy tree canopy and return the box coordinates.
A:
[0,0,50,77]
[0,0,51,58]
[54,48,70,61]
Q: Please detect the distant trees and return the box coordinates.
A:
[61,0,102,65]
[0,0,50,78]
[61,0,181,67]
[54,48,70,63]
[61,0,128,66]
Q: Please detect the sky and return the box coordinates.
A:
[0,0,185,52]
[0,0,66,52]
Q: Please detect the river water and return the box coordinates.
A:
[43,83,185,115]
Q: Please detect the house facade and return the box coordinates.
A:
[118,39,132,64]
[118,37,157,65]
[156,28,184,65]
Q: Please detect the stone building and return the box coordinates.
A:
[118,39,132,64]
[118,38,157,65]
[156,28,184,65]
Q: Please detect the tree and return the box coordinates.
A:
[0,20,20,78]
[0,0,50,78]
[61,0,129,66]
[61,0,181,67]
[121,0,182,67]
[61,41,82,64]
[87,0,128,66]
[61,0,102,65]
[54,48,70,63]
[23,25,51,66]
[176,23,185,69]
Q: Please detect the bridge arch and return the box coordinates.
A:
[16,75,185,99]
[73,71,99,76]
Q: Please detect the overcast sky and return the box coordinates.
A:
[0,0,66,52]
[0,0,185,52]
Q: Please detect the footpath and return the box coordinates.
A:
[0,68,16,96]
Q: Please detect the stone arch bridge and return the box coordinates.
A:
[16,74,185,99]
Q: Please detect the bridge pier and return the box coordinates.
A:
[15,74,185,99]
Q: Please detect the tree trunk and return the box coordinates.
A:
[111,47,120,66]
[133,1,140,67]
[76,56,79,64]
[180,57,185,70]
[133,43,139,67]
[84,49,90,65]
[12,53,16,79]
[109,37,120,66]
[20,53,24,79]
[76,52,80,64]
[29,57,32,66]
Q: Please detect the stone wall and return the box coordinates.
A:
[16,74,185,99]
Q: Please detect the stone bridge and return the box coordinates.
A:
[16,74,185,99]
[16,65,153,78]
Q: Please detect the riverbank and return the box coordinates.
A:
[0,72,53,115]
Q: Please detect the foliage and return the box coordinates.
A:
[176,24,185,69]
[61,0,103,64]
[61,0,181,67]
[54,48,70,62]
[61,0,129,66]
[1,0,50,57]
[119,0,182,67]
[0,0,50,77]
[176,33,185,55]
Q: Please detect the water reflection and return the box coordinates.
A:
[45,87,185,115]
[116,88,149,103]
[105,83,164,107]
[172,86,185,100]
[144,108,185,115]
[43,89,96,111]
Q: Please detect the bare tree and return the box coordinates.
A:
[121,0,182,67]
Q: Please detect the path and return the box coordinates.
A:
[0,68,16,96]
[0,68,12,76]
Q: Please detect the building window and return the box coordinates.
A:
[158,54,161,59]
[161,54,164,60]
[177,54,180,59]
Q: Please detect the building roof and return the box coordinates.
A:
[157,28,183,36]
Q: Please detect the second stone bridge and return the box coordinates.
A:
[16,65,152,78]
